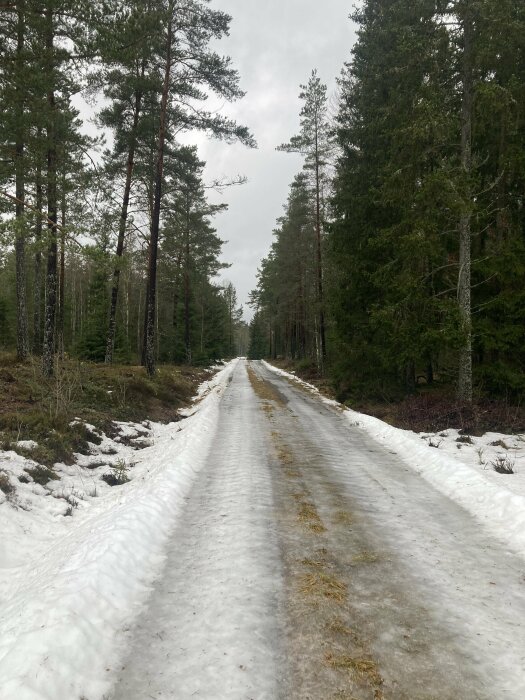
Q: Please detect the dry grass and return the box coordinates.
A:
[325,652,383,690]
[261,402,274,418]
[276,445,294,465]
[247,365,284,405]
[0,470,14,497]
[298,501,327,533]
[333,510,354,525]
[352,551,379,564]
[326,617,356,638]
[302,557,327,569]
[300,572,348,603]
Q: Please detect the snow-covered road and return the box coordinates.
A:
[111,360,285,699]
[109,360,525,700]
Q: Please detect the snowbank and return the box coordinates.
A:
[0,360,237,700]
[263,361,525,560]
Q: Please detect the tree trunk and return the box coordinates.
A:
[105,67,145,364]
[457,5,473,404]
[33,145,43,354]
[184,206,191,364]
[314,123,326,368]
[15,0,29,361]
[57,177,66,358]
[172,252,182,361]
[143,16,173,376]
[42,5,58,378]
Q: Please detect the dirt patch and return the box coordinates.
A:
[268,358,337,400]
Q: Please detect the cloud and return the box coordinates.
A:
[198,0,357,318]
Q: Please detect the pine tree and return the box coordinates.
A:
[142,0,254,376]
[93,0,160,364]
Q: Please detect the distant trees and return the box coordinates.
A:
[251,174,318,363]
[278,70,332,366]
[0,0,249,371]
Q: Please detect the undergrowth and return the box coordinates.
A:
[0,353,210,467]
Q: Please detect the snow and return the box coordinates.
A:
[16,440,38,450]
[263,360,525,560]
[0,359,238,700]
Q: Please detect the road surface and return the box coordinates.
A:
[110,359,525,700]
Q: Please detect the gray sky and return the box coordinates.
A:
[189,1,358,319]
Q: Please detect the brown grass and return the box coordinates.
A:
[302,557,327,569]
[276,445,294,465]
[297,501,327,533]
[333,510,354,525]
[261,402,274,418]
[326,617,356,638]
[247,365,285,405]
[324,652,383,690]
[0,356,209,466]
[299,572,347,603]
[352,551,379,564]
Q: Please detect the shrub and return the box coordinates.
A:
[102,458,132,486]
[25,465,60,486]
[492,456,515,474]
[0,471,14,495]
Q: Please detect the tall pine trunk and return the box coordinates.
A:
[33,144,43,353]
[314,124,326,368]
[184,203,191,364]
[42,5,58,377]
[15,0,29,360]
[457,6,473,403]
[105,64,146,364]
[57,182,66,358]
[143,16,173,376]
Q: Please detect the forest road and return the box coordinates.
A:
[110,359,525,700]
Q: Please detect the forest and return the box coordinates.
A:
[249,0,525,410]
[0,0,249,377]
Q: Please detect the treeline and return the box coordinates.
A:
[0,0,249,375]
[250,0,525,404]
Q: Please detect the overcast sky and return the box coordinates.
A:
[188,1,358,319]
